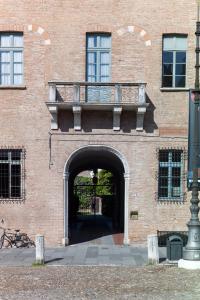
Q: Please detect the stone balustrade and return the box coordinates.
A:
[46,81,148,131]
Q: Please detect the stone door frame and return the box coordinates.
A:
[63,145,130,245]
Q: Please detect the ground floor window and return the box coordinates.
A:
[158,149,184,201]
[0,149,24,200]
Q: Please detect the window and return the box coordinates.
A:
[0,149,24,199]
[158,149,184,201]
[86,33,111,101]
[162,35,187,88]
[0,33,23,85]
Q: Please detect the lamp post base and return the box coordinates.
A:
[178,258,200,269]
[183,248,200,261]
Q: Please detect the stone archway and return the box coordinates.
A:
[63,145,130,246]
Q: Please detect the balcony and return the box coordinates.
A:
[46,81,148,131]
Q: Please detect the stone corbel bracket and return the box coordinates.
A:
[113,107,122,131]
[49,106,58,130]
[72,106,82,131]
[136,106,146,131]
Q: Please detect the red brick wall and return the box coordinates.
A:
[0,0,196,245]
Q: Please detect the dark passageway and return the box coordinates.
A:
[67,148,125,245]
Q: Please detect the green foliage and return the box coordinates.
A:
[74,176,91,186]
[96,170,113,196]
[74,176,93,208]
[74,170,114,210]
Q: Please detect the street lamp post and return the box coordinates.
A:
[179,1,200,266]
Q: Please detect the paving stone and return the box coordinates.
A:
[85,246,99,258]
[0,244,148,266]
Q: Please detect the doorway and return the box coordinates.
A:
[63,145,129,245]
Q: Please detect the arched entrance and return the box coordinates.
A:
[63,145,130,245]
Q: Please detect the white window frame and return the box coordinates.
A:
[0,32,23,85]
[162,35,187,88]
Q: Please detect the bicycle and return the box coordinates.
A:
[14,230,35,248]
[0,227,14,248]
[0,227,35,249]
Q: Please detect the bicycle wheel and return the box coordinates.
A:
[15,240,24,248]
[22,235,35,248]
[3,236,12,248]
[27,239,35,247]
[0,236,4,249]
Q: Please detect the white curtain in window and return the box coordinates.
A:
[164,36,187,51]
[175,37,187,51]
[1,63,10,73]
[13,35,23,47]
[99,76,109,82]
[13,51,23,84]
[1,75,10,85]
[0,52,10,84]
[100,36,111,48]
[87,36,96,48]
[0,35,10,47]
[14,63,22,74]
[87,52,96,64]
[100,65,109,77]
[100,52,110,77]
[0,51,10,62]
[14,51,22,63]
[87,77,95,82]
[14,74,22,85]
[88,65,96,76]
[100,52,109,64]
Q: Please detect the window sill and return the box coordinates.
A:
[158,198,184,203]
[0,198,24,203]
[0,85,26,90]
[160,87,189,92]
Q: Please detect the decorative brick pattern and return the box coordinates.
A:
[116,25,152,46]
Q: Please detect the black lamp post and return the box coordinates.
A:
[183,1,200,261]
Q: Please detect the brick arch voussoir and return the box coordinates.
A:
[116,25,152,47]
[0,24,25,32]
[85,24,113,34]
[0,23,51,46]
[161,27,188,35]
[27,23,51,46]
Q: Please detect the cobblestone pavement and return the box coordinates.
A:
[0,265,199,299]
[0,244,148,266]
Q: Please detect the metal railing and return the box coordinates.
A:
[48,81,147,105]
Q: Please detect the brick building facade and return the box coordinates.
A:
[0,0,197,245]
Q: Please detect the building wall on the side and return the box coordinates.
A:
[0,0,196,245]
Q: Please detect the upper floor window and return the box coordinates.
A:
[86,34,111,102]
[0,33,23,85]
[158,149,184,201]
[162,35,187,88]
[86,33,111,83]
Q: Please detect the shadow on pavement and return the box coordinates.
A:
[45,257,64,264]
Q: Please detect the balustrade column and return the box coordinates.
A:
[49,84,56,102]
[115,84,122,103]
[138,84,145,104]
[73,84,80,102]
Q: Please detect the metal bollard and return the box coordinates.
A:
[147,234,159,264]
[35,234,45,265]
